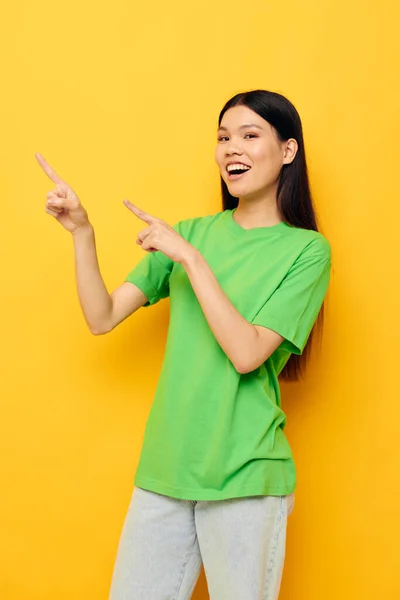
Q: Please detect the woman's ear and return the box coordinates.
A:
[283,138,298,165]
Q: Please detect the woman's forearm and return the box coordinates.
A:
[72,224,113,334]
[181,249,261,373]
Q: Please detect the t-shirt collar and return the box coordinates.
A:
[224,208,292,236]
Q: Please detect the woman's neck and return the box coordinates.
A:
[234,196,282,229]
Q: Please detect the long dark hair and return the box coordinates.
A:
[218,89,325,382]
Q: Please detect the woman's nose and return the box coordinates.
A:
[226,142,244,155]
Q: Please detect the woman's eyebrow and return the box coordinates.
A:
[217,123,264,132]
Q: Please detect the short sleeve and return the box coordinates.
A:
[251,236,332,355]
[125,222,182,307]
[125,251,174,306]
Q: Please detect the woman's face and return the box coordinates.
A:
[215,105,297,201]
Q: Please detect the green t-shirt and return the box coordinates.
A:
[125,208,332,501]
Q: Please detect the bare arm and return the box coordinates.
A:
[72,224,148,334]
[36,152,147,335]
[125,202,285,374]
[182,250,284,374]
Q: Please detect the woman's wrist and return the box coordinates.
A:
[180,245,202,270]
[71,221,94,239]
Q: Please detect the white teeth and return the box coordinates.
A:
[227,163,251,172]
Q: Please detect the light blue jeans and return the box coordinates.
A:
[109,486,295,600]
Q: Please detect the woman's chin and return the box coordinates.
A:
[226,182,254,197]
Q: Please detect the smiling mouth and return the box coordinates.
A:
[227,167,251,180]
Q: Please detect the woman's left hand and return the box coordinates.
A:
[124,200,196,264]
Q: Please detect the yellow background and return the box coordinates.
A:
[1,1,399,598]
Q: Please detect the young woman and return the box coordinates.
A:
[37,89,332,600]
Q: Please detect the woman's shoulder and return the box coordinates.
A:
[289,226,332,262]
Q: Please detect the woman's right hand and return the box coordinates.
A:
[36,153,90,234]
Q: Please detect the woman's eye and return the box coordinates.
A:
[217,133,257,142]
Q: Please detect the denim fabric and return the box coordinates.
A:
[109,486,295,600]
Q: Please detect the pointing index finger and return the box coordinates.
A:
[123,200,158,224]
[35,153,64,185]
